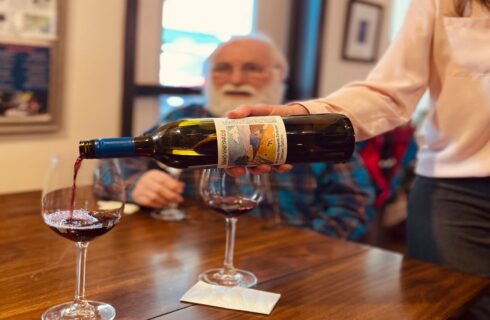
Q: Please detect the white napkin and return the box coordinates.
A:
[97,201,140,215]
[181,281,281,315]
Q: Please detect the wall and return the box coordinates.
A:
[318,0,393,96]
[255,0,292,54]
[0,0,125,194]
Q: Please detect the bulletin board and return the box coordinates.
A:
[0,0,63,134]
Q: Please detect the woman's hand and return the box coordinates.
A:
[226,103,309,118]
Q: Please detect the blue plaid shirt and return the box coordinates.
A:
[119,105,376,240]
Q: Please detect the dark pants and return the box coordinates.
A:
[407,176,490,319]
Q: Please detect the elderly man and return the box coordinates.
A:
[120,35,375,240]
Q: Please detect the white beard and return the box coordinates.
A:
[204,77,284,117]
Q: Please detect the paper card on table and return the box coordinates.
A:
[97,201,140,215]
[181,281,281,315]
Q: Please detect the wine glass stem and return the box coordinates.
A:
[168,202,178,209]
[168,172,181,210]
[74,242,89,304]
[223,217,237,274]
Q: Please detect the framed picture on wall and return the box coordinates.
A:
[342,0,383,63]
[0,0,64,134]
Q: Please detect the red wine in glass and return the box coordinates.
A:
[207,196,258,218]
[45,208,122,242]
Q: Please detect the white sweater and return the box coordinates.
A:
[301,0,490,178]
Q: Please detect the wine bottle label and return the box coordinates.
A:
[214,116,288,168]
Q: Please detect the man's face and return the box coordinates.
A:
[204,39,284,116]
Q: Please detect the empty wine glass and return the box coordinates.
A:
[150,162,187,221]
[41,155,125,320]
[199,168,263,287]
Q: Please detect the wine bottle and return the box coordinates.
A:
[79,114,355,169]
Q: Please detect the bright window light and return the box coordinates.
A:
[159,0,255,87]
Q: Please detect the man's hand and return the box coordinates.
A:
[225,103,308,176]
[131,169,185,208]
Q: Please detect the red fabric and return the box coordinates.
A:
[360,125,415,208]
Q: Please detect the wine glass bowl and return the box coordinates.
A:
[43,187,122,243]
[41,155,125,320]
[206,195,260,218]
[199,168,263,287]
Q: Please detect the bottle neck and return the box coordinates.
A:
[133,136,154,156]
[79,137,155,159]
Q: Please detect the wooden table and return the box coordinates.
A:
[1,191,488,320]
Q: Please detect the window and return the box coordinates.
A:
[160,0,255,88]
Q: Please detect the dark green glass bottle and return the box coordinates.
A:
[79,113,355,169]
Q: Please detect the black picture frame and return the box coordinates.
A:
[342,0,384,63]
[0,0,64,134]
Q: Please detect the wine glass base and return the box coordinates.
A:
[199,268,257,288]
[42,300,115,320]
[151,208,186,221]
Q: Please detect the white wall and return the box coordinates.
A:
[254,0,292,54]
[318,0,393,96]
[0,0,125,194]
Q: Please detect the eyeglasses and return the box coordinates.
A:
[211,62,278,80]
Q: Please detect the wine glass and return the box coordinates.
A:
[150,162,187,221]
[41,155,125,320]
[199,168,263,287]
